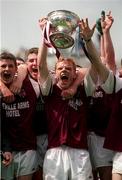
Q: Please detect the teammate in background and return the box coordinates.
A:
[0,48,48,180]
[103,75,122,180]
[0,51,39,180]
[86,12,122,180]
[87,11,116,180]
[82,13,122,180]
[99,11,116,74]
[80,16,122,180]
[16,56,25,66]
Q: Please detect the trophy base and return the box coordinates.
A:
[50,32,74,49]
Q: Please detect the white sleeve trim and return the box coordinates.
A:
[101,72,114,94]
[84,74,96,96]
[84,71,114,96]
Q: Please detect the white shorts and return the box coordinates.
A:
[43,145,93,180]
[37,134,48,168]
[1,150,38,179]
[112,152,122,174]
[87,132,115,169]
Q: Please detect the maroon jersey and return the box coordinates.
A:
[104,88,122,151]
[87,86,113,136]
[1,77,37,151]
[44,84,88,149]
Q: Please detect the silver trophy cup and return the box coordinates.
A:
[47,10,80,49]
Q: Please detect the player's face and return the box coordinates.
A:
[26,53,38,81]
[16,60,24,66]
[55,61,76,90]
[0,59,17,85]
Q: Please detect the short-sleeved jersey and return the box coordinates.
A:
[104,82,122,152]
[44,84,88,150]
[1,77,38,151]
[87,86,114,136]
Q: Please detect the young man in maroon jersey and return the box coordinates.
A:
[0,51,39,180]
[103,75,122,180]
[68,14,122,180]
[37,17,112,180]
[86,11,116,180]
[0,48,48,180]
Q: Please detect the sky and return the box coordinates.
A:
[1,0,122,67]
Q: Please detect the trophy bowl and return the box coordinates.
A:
[47,10,80,49]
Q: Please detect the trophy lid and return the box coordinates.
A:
[47,10,80,34]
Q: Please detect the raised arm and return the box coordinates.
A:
[37,18,52,95]
[101,11,116,73]
[79,18,109,83]
[37,40,49,84]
